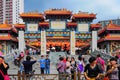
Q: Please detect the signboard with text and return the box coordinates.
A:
[41,31,46,55]
[51,21,66,29]
[78,24,89,32]
[70,31,75,55]
[27,24,38,31]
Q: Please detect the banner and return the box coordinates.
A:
[41,30,46,55]
[70,31,75,55]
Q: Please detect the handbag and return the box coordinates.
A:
[0,70,10,80]
[103,77,109,80]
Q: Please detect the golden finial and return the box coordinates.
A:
[109,20,113,24]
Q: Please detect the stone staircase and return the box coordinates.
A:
[90,50,112,63]
[8,51,91,74]
[49,52,67,64]
[49,52,67,74]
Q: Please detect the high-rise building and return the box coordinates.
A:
[0,0,24,24]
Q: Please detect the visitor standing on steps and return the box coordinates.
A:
[45,55,50,74]
[22,56,36,74]
[39,55,45,74]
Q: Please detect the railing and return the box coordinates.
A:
[4,49,21,62]
[91,50,113,63]
[9,71,85,80]
[9,71,21,80]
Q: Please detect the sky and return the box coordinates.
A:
[24,0,120,23]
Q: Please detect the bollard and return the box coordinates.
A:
[18,71,21,80]
[78,71,80,80]
[74,71,76,80]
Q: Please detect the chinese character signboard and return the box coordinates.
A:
[70,31,75,55]
[41,30,46,55]
[51,21,66,29]
[27,24,38,31]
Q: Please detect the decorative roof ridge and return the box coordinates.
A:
[21,11,42,15]
[74,11,96,15]
[45,8,71,12]
[90,23,101,29]
[72,12,96,19]
[20,13,43,15]
[98,33,120,43]
[98,27,106,35]
[0,34,18,42]
[39,22,49,26]
[90,23,101,26]
[67,22,77,26]
[106,20,120,28]
[14,24,25,29]
[20,13,44,18]
[44,9,72,15]
[0,24,12,27]
[0,20,12,28]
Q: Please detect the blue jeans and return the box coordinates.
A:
[45,67,50,74]
[20,65,24,73]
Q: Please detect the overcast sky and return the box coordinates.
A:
[25,0,120,23]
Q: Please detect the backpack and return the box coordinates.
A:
[78,64,83,72]
[77,61,84,72]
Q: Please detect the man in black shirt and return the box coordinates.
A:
[22,56,36,74]
[84,57,101,80]
[0,56,9,80]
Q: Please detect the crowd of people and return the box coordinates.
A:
[57,54,120,80]
[57,55,85,80]
[0,50,120,80]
